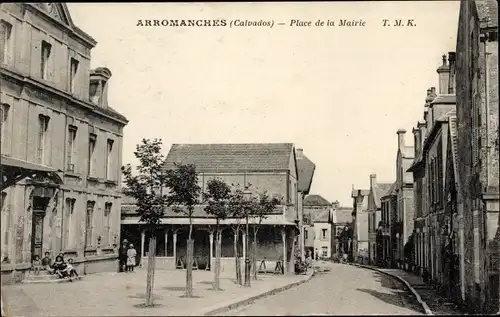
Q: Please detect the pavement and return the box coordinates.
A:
[1,268,312,317]
[351,263,466,315]
[217,262,424,315]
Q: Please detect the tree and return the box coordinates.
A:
[203,178,232,291]
[226,185,248,285]
[250,191,281,280]
[164,163,201,298]
[122,138,168,307]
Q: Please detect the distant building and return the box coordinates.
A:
[366,174,393,265]
[332,203,354,257]
[296,149,316,261]
[303,195,334,259]
[351,188,369,261]
[121,144,314,275]
[455,0,499,312]
[0,3,128,284]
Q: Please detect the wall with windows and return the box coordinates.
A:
[313,222,332,259]
[0,3,127,279]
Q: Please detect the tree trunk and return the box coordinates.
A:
[146,232,156,306]
[252,228,258,280]
[234,228,242,285]
[185,219,194,297]
[213,230,222,291]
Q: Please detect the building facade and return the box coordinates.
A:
[121,144,314,275]
[332,204,354,258]
[455,0,499,312]
[379,182,396,267]
[303,194,333,260]
[366,174,392,265]
[0,3,128,284]
[351,188,369,262]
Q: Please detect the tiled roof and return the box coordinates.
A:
[122,203,283,217]
[164,143,294,172]
[312,209,332,223]
[296,152,316,194]
[381,182,397,199]
[304,194,331,206]
[476,0,498,28]
[372,183,393,209]
[436,109,457,122]
[334,207,353,224]
[430,94,456,105]
[448,115,459,189]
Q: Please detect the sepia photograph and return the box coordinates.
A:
[0,1,499,316]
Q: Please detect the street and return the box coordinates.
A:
[218,264,424,316]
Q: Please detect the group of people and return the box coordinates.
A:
[118,239,137,273]
[31,252,79,280]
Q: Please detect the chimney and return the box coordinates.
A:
[89,67,112,107]
[370,174,377,189]
[397,129,406,149]
[436,54,450,94]
[296,148,304,158]
[448,52,456,94]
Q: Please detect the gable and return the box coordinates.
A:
[31,3,72,27]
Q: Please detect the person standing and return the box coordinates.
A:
[126,244,137,272]
[119,239,128,272]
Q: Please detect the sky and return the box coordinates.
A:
[67,1,460,207]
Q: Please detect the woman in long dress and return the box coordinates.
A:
[126,244,137,272]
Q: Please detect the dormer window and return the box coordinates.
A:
[89,81,99,104]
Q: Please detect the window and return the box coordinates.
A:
[0,20,12,64]
[67,126,77,172]
[103,203,112,246]
[65,198,76,249]
[89,81,99,103]
[85,201,95,248]
[321,228,327,240]
[1,104,9,150]
[37,115,50,164]
[41,41,52,80]
[106,139,114,180]
[321,246,328,257]
[88,134,96,176]
[304,229,308,240]
[69,58,79,94]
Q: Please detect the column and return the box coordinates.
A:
[173,230,178,265]
[164,230,169,257]
[242,232,246,260]
[282,226,286,275]
[209,231,214,269]
[140,229,145,268]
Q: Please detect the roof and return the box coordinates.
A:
[430,94,456,105]
[304,194,331,207]
[333,207,353,224]
[1,155,58,173]
[121,203,284,217]
[381,182,397,199]
[448,115,459,189]
[296,151,316,194]
[164,143,294,172]
[372,183,394,209]
[475,0,498,28]
[311,209,332,223]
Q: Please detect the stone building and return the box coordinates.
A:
[303,194,334,259]
[351,188,369,261]
[0,3,128,283]
[332,203,353,258]
[296,148,316,260]
[455,0,499,312]
[366,174,392,265]
[121,144,314,275]
[379,182,396,267]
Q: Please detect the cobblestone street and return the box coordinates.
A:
[218,264,424,316]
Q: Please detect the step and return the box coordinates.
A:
[22,276,82,284]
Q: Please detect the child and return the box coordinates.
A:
[41,252,52,272]
[126,244,137,272]
[63,258,79,280]
[32,255,42,275]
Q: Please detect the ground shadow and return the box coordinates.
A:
[178,295,203,298]
[162,286,186,291]
[133,303,164,309]
[129,293,164,300]
[198,280,213,285]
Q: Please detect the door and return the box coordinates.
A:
[32,211,44,260]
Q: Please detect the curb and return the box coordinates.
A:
[202,271,316,316]
[349,263,433,315]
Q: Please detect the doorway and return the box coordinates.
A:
[31,196,50,260]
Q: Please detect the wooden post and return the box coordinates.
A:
[242,232,246,260]
[209,231,214,270]
[173,231,178,266]
[282,226,286,275]
[140,229,145,268]
[165,230,169,257]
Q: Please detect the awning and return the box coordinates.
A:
[1,155,63,190]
